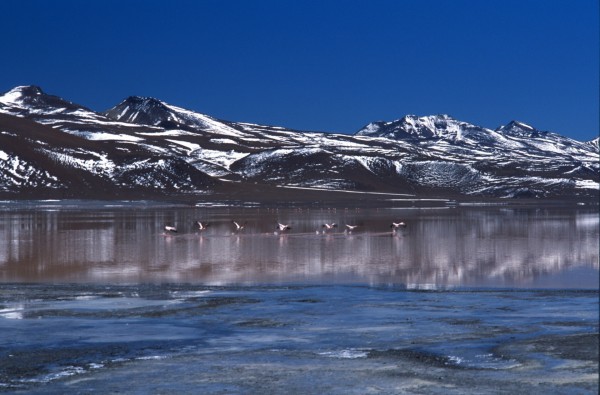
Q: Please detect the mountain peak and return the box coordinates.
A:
[121,95,165,107]
[507,120,535,130]
[586,137,599,151]
[355,114,473,140]
[10,85,44,95]
[0,85,90,114]
[0,85,44,105]
[104,95,228,133]
[403,114,455,122]
[104,96,171,125]
[496,120,545,138]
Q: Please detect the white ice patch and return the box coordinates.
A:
[136,355,169,361]
[19,366,87,384]
[169,290,212,298]
[0,305,24,320]
[318,349,368,359]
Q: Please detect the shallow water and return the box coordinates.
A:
[0,202,598,393]
[0,204,598,287]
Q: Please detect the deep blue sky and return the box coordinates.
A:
[1,0,598,140]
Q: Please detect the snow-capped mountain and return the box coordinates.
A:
[0,86,597,200]
[356,114,485,141]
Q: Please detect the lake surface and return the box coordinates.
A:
[0,201,598,393]
[0,203,598,287]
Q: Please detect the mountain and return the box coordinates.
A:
[0,86,598,201]
[355,114,485,141]
[354,114,598,196]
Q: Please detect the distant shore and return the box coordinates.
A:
[1,183,598,209]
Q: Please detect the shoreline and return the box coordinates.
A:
[0,196,598,210]
[1,179,599,209]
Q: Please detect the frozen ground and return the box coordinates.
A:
[0,284,598,394]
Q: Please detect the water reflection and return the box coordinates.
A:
[0,206,598,288]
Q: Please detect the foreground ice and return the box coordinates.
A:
[0,284,597,393]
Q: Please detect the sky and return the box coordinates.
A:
[1,0,598,141]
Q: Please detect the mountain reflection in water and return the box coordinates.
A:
[0,206,598,288]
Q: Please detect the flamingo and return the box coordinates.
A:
[345,224,358,233]
[277,222,292,232]
[196,221,210,231]
[391,221,407,231]
[232,221,247,231]
[320,223,338,234]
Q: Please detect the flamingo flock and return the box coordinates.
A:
[164,220,407,236]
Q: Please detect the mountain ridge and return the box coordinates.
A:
[0,85,597,202]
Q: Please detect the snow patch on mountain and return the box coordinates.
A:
[586,137,599,152]
[355,114,486,141]
[136,130,197,137]
[0,151,62,189]
[576,179,599,190]
[104,96,248,138]
[0,86,42,106]
[349,155,403,176]
[166,139,201,155]
[86,133,144,142]
[43,149,116,177]
[188,149,250,177]
[399,161,482,189]
[210,138,239,145]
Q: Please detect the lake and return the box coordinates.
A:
[0,202,598,287]
[0,201,598,393]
